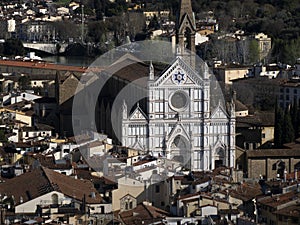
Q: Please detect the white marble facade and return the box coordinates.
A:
[121,0,235,171]
[121,57,235,171]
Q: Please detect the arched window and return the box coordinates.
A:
[51,193,58,205]
[184,27,192,50]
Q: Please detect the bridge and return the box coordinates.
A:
[22,42,69,55]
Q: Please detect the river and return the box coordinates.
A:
[42,55,97,67]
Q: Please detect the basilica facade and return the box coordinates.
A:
[121,0,235,171]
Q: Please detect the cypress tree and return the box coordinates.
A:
[274,101,284,148]
[283,107,295,144]
[291,99,299,138]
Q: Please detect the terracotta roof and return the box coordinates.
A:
[273,204,300,217]
[182,197,200,204]
[68,134,93,144]
[74,168,100,180]
[0,59,87,73]
[133,158,156,166]
[229,183,262,202]
[247,148,300,158]
[286,171,300,180]
[0,167,102,206]
[102,55,163,88]
[32,154,72,170]
[119,203,169,225]
[234,99,248,111]
[258,191,300,208]
[236,112,274,127]
[88,140,104,148]
[21,123,53,132]
[42,167,102,203]
[178,192,202,200]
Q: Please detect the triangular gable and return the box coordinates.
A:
[168,122,190,141]
[152,57,202,87]
[120,193,136,201]
[129,105,148,121]
[213,135,226,150]
[178,13,196,34]
[211,102,229,119]
[131,138,144,150]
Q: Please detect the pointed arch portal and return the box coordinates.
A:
[170,135,191,169]
[215,147,225,168]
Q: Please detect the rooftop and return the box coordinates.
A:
[258,191,300,208]
[0,59,87,73]
[0,166,103,205]
[119,202,169,225]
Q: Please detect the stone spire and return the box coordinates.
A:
[176,0,196,67]
[178,0,195,29]
[122,100,127,119]
[149,60,154,80]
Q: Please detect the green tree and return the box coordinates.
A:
[248,39,260,63]
[18,76,30,90]
[291,100,299,138]
[274,102,284,148]
[3,39,25,56]
[283,108,295,144]
[0,130,7,143]
[94,0,104,20]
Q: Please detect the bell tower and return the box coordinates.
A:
[177,0,197,66]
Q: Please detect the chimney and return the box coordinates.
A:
[143,201,152,206]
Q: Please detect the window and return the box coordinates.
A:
[129,201,133,209]
[51,193,58,205]
[155,185,160,193]
[262,133,266,138]
[170,91,189,111]
[161,201,165,206]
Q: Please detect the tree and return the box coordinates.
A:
[248,39,260,63]
[18,75,30,90]
[0,130,7,143]
[94,0,104,20]
[3,39,25,56]
[291,100,299,138]
[283,108,295,144]
[274,102,284,148]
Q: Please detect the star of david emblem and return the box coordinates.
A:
[172,71,186,85]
